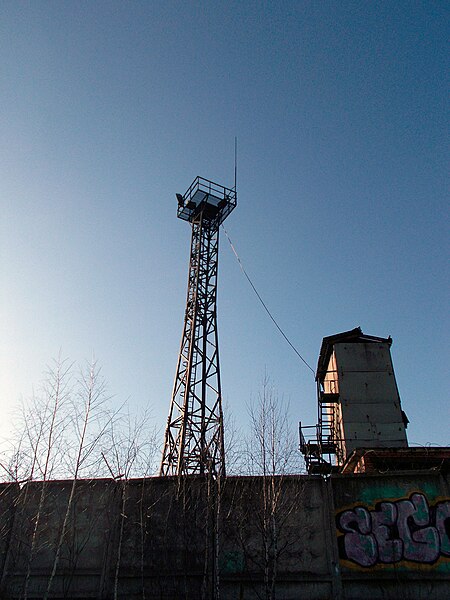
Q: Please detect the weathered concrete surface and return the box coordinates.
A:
[0,472,448,599]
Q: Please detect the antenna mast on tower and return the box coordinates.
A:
[160,176,237,477]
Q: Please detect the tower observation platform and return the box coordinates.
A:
[176,176,236,226]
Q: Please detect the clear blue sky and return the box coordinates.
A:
[1,1,448,453]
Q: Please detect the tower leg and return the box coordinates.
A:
[160,211,225,477]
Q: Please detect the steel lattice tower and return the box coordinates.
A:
[160,176,237,477]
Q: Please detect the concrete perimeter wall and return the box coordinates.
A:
[0,472,448,599]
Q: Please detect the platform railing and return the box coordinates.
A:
[184,176,237,205]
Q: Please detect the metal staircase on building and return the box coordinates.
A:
[299,388,341,474]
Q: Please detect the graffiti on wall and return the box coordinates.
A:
[336,493,450,568]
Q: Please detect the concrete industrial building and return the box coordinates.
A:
[300,327,409,473]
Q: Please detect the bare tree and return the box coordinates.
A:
[43,359,111,599]
[1,356,73,485]
[245,375,302,478]
[101,407,158,600]
[0,356,74,598]
[0,354,162,598]
[222,400,243,476]
[22,357,73,599]
[0,428,29,484]
[236,374,304,600]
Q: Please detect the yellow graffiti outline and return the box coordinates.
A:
[339,556,450,573]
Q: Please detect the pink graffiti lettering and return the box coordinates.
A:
[435,501,450,556]
[396,493,439,562]
[338,507,377,567]
[337,493,450,567]
[371,502,402,563]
